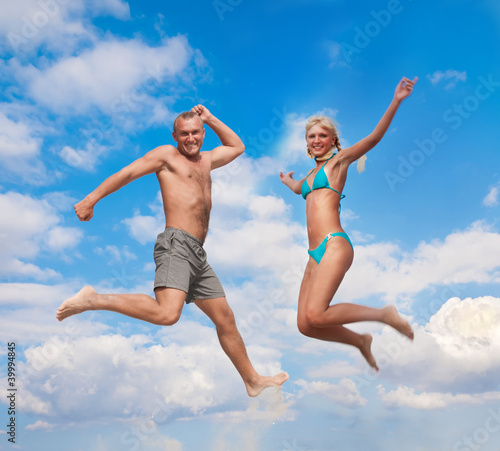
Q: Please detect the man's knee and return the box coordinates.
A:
[154,310,182,326]
[154,287,185,326]
[210,303,237,332]
[218,305,236,326]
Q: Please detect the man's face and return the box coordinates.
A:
[172,116,205,158]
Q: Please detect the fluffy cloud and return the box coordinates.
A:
[0,191,84,279]
[25,420,55,431]
[307,360,361,379]
[339,221,500,302]
[374,296,500,396]
[0,281,112,349]
[295,378,366,407]
[27,36,194,115]
[206,157,307,274]
[0,0,130,55]
[377,385,500,410]
[0,112,48,184]
[59,142,108,172]
[122,211,164,245]
[0,111,40,158]
[483,184,499,207]
[16,324,286,423]
[47,226,84,252]
[94,245,137,264]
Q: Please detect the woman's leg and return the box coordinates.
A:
[297,254,379,370]
[304,237,413,338]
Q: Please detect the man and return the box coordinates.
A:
[57,105,288,396]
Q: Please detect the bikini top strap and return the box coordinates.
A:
[320,153,336,169]
[304,168,315,181]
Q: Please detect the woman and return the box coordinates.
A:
[280,76,417,370]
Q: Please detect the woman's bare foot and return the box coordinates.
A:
[246,372,289,397]
[56,286,97,321]
[383,306,414,340]
[359,334,379,371]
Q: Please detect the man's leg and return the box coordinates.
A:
[56,285,186,326]
[194,296,289,397]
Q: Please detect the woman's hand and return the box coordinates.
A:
[394,76,418,102]
[280,171,303,194]
[279,171,295,185]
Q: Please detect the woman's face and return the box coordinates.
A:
[306,124,336,158]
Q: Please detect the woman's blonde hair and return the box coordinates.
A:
[305,115,342,159]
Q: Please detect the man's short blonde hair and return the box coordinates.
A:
[173,111,201,133]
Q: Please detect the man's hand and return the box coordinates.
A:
[191,104,213,123]
[74,197,95,221]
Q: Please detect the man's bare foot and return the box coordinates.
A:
[383,306,414,340]
[359,334,379,371]
[246,372,289,397]
[56,286,97,321]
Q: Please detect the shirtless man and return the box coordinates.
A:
[57,105,289,396]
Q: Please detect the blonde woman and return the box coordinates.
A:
[280,77,417,370]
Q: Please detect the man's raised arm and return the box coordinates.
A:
[191,105,245,169]
[74,146,168,221]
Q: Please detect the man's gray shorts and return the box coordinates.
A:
[153,227,225,303]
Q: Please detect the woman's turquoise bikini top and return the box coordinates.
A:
[301,154,345,207]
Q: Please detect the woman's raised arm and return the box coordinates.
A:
[339,76,418,166]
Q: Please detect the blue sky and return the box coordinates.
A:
[1,0,500,450]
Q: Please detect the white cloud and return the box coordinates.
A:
[295,378,366,407]
[94,245,137,264]
[47,226,84,252]
[85,0,130,19]
[377,385,500,410]
[0,111,48,184]
[483,184,499,206]
[340,221,500,302]
[0,282,76,308]
[0,281,111,348]
[374,295,500,395]
[17,326,286,423]
[0,1,90,54]
[0,191,84,279]
[202,156,307,275]
[427,69,467,89]
[59,143,108,172]
[0,111,40,158]
[307,361,362,379]
[25,420,55,431]
[0,0,130,55]
[207,211,305,273]
[122,213,164,245]
[27,36,194,115]
[205,390,294,424]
